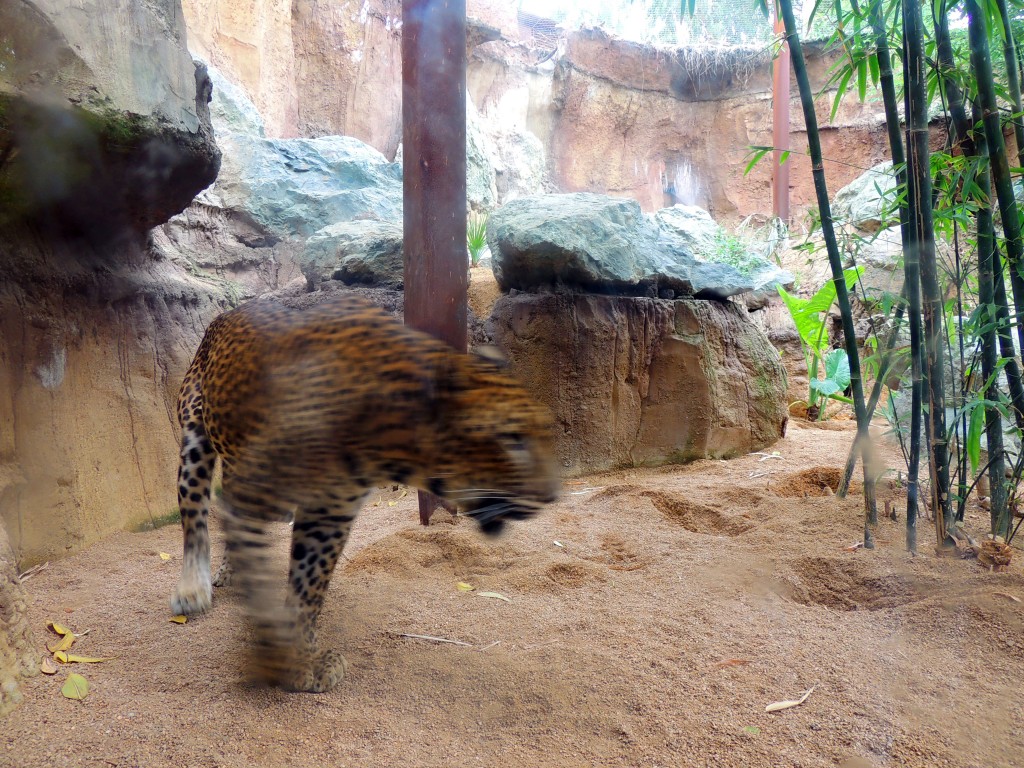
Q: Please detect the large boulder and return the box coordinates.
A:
[0,0,220,240]
[216,133,403,239]
[832,161,898,232]
[488,293,789,475]
[301,219,405,289]
[488,193,768,299]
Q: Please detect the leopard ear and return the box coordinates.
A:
[472,345,508,369]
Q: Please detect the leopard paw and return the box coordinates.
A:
[283,650,349,693]
[211,559,233,587]
[170,575,212,616]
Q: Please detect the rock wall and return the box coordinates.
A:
[0,0,227,567]
[182,3,890,220]
[488,293,788,476]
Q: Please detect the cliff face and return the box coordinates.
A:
[182,1,888,219]
[0,0,227,566]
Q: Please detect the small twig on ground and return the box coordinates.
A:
[393,632,473,647]
[476,640,502,652]
[570,487,604,495]
[18,561,49,582]
[753,452,784,462]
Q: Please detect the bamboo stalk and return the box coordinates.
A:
[778,0,877,539]
[972,103,1010,537]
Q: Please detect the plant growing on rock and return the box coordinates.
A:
[467,212,488,267]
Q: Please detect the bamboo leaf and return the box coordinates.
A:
[169,615,188,624]
[967,404,985,474]
[766,685,816,713]
[456,582,475,592]
[40,658,58,675]
[744,146,774,175]
[476,591,511,603]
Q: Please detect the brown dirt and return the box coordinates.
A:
[5,421,1024,768]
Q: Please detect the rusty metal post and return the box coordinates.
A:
[403,0,468,525]
[772,3,791,222]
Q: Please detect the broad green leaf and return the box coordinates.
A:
[61,673,89,701]
[824,348,851,390]
[967,405,985,475]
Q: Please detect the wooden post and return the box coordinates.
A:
[772,3,791,222]
[402,0,468,525]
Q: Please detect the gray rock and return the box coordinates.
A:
[832,162,898,232]
[214,132,403,239]
[0,0,220,238]
[302,219,405,289]
[487,193,762,299]
[492,127,551,204]
[467,98,499,211]
[207,64,266,137]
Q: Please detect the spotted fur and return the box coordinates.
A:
[170,296,558,692]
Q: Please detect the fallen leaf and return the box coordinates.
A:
[714,658,752,669]
[158,552,172,561]
[47,621,72,637]
[743,726,761,735]
[553,541,565,548]
[844,542,864,552]
[993,592,1022,603]
[766,686,816,713]
[387,501,397,507]
[399,490,408,499]
[61,673,89,701]
[54,651,114,664]
[47,631,75,654]
[456,582,475,592]
[395,633,473,647]
[40,658,58,675]
[169,615,188,624]
[476,591,511,603]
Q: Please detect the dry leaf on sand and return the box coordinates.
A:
[61,673,89,701]
[766,686,816,713]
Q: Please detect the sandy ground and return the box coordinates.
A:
[5,420,1024,768]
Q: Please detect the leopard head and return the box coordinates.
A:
[432,349,559,536]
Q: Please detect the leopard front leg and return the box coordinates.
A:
[277,499,364,692]
[170,421,216,616]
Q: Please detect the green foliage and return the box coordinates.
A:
[467,212,488,267]
[778,267,863,418]
[710,231,765,275]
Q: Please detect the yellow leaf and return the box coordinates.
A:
[158,552,172,561]
[388,501,397,507]
[169,615,188,624]
[40,658,58,675]
[399,490,408,498]
[47,631,75,654]
[54,651,114,664]
[47,622,72,636]
[456,582,475,592]
[61,673,89,700]
[476,591,511,603]
[766,686,816,713]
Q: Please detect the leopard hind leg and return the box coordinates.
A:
[170,417,217,616]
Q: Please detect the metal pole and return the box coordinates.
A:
[402,0,468,525]
[772,4,791,222]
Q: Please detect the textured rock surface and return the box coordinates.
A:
[488,193,759,298]
[0,518,36,717]
[832,162,898,232]
[0,0,220,239]
[488,293,788,475]
[1,0,229,565]
[302,219,405,289]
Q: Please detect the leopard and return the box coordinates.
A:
[169,294,558,692]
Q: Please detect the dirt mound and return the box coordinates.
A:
[772,466,845,497]
[784,556,929,611]
[642,491,754,536]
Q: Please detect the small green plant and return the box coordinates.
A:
[467,212,488,267]
[778,266,862,419]
[710,231,765,276]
